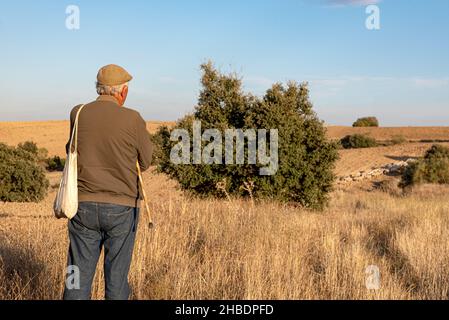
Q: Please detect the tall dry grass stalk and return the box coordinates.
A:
[1,172,449,300]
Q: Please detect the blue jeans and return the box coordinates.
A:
[63,202,139,300]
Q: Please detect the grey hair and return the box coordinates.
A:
[96,82,128,96]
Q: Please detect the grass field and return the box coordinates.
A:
[1,122,449,300]
[1,170,449,299]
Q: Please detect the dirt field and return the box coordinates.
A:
[335,142,449,176]
[327,126,449,176]
[326,126,449,142]
[1,121,448,177]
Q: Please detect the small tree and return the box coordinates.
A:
[353,117,379,127]
[340,134,377,149]
[401,145,449,187]
[46,156,66,172]
[153,62,339,209]
[0,143,49,202]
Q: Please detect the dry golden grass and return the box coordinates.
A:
[1,169,449,300]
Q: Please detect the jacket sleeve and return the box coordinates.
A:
[136,113,153,172]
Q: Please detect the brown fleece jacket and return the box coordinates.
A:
[66,95,153,208]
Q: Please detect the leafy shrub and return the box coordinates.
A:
[352,117,379,127]
[46,156,65,172]
[401,145,449,187]
[17,141,39,156]
[0,143,49,202]
[390,135,407,145]
[340,134,377,149]
[17,141,49,163]
[153,62,339,209]
[425,144,449,159]
[38,148,49,162]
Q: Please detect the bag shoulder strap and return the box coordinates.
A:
[68,104,86,154]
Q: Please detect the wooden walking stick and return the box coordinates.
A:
[136,161,154,229]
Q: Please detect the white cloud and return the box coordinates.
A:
[326,0,382,7]
[412,78,449,88]
[311,78,348,87]
[242,74,449,96]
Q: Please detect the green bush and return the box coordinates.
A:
[340,134,377,149]
[17,141,39,156]
[390,135,407,145]
[17,141,49,163]
[153,62,339,209]
[38,148,49,162]
[352,117,379,127]
[46,156,66,172]
[401,145,449,187]
[0,142,49,202]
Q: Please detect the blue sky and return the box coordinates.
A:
[0,0,448,125]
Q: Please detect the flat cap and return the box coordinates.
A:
[97,64,133,86]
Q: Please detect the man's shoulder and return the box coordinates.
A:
[69,104,85,119]
[71,103,84,111]
[122,106,144,120]
[69,102,144,123]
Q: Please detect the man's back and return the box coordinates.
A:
[63,64,152,301]
[66,95,153,208]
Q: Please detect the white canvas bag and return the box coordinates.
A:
[54,105,85,219]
